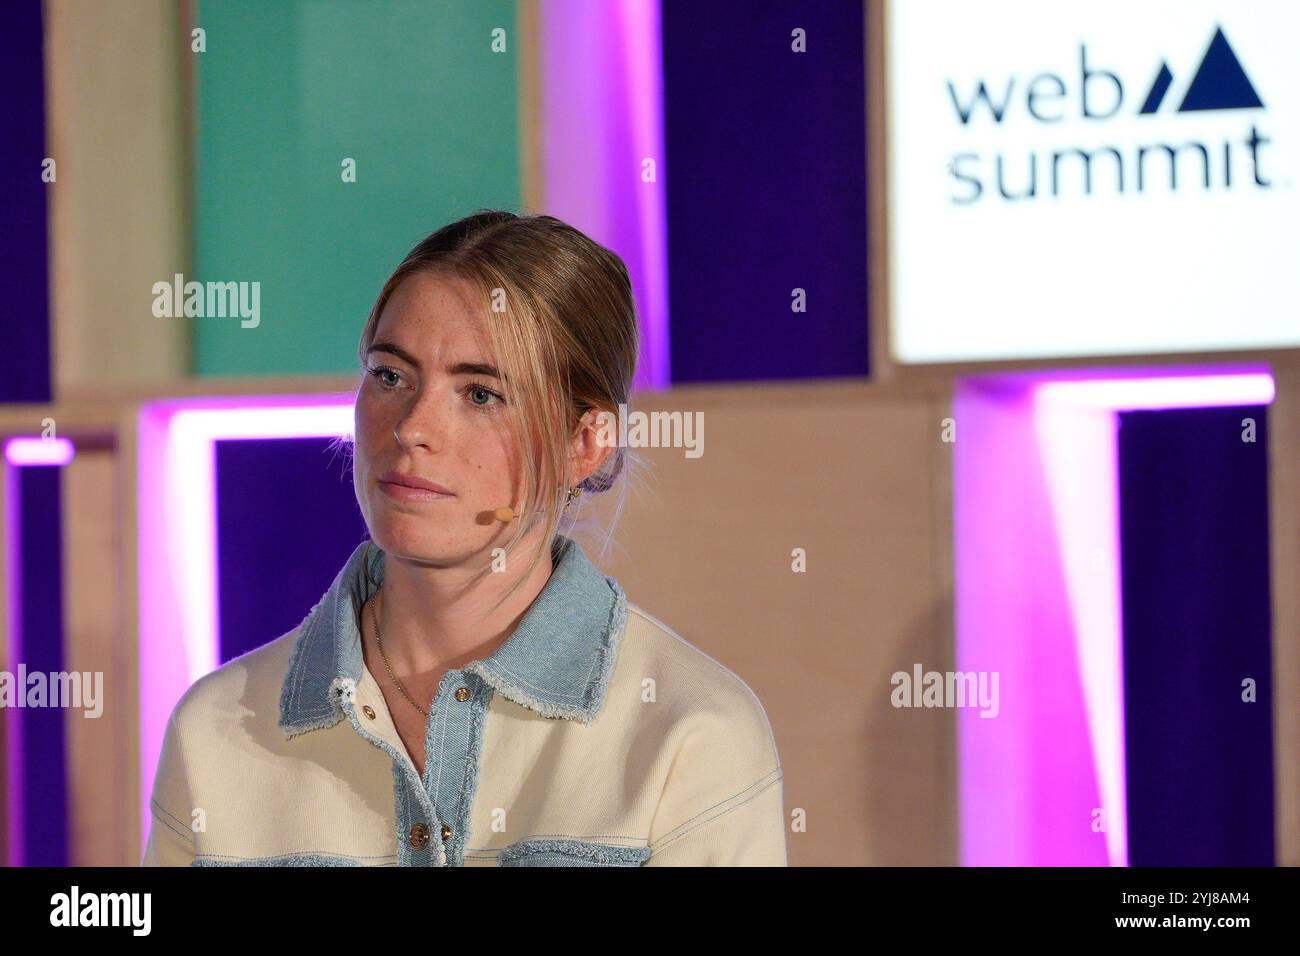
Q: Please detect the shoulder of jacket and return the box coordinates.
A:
[169,627,300,730]
[619,602,779,753]
[622,603,749,685]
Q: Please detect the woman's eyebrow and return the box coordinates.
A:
[367,341,421,368]
[447,361,504,381]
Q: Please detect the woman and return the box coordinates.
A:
[143,211,786,866]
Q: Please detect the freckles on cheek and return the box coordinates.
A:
[354,406,389,480]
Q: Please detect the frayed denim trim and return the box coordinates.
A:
[436,680,491,866]
[469,664,588,721]
[279,539,374,737]
[193,853,393,867]
[584,577,628,719]
[330,676,358,706]
[279,675,354,741]
[496,838,652,867]
[280,712,341,741]
[278,594,340,737]
[279,665,342,738]
[470,832,646,846]
[468,577,629,724]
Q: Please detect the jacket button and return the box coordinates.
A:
[454,687,470,702]
[441,824,453,840]
[362,705,376,720]
[408,824,430,850]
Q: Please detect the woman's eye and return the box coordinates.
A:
[466,384,505,407]
[370,367,402,389]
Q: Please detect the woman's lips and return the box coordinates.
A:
[377,476,457,504]
[378,480,455,503]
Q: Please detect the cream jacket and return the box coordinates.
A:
[142,534,786,866]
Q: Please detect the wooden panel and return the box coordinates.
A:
[1269,365,1299,866]
[61,449,129,865]
[573,380,957,865]
[518,0,543,214]
[116,406,142,865]
[44,0,189,399]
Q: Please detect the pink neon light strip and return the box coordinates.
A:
[137,395,355,856]
[1035,373,1275,410]
[541,0,669,389]
[4,437,75,467]
[958,367,1274,866]
[3,460,23,866]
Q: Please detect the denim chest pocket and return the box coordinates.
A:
[495,838,652,867]
[193,852,395,866]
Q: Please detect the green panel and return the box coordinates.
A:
[194,0,521,376]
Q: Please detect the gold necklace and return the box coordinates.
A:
[370,587,428,718]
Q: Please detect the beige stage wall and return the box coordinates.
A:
[572,380,959,865]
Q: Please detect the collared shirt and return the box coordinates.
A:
[142,533,786,866]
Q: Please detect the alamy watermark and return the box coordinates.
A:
[891,663,999,718]
[152,273,260,328]
[594,403,703,459]
[50,886,150,936]
[0,666,103,718]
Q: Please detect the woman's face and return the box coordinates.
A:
[353,269,529,567]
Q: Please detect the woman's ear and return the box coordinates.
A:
[568,408,614,487]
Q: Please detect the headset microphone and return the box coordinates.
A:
[494,487,581,522]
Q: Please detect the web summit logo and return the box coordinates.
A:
[947,25,1271,203]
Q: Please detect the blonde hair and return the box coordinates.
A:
[354,209,641,613]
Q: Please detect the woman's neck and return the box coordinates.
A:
[368,534,556,675]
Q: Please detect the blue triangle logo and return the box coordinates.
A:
[1178,26,1263,112]
[1139,61,1174,114]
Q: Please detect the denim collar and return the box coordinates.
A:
[278,533,629,737]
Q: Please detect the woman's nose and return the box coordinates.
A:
[392,391,446,451]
